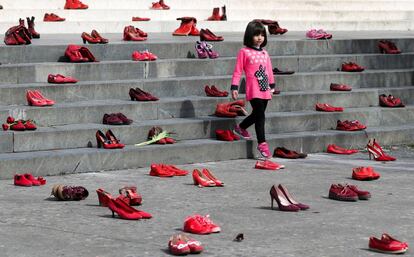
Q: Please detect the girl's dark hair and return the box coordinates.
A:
[243,21,267,48]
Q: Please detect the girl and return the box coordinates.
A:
[231,21,275,159]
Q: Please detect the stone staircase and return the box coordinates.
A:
[0,0,414,33]
[0,32,414,179]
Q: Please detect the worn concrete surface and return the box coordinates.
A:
[0,146,413,257]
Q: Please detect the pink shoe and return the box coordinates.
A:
[306,29,325,40]
[233,125,251,140]
[257,142,271,159]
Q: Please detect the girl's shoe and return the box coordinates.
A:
[269,185,300,211]
[115,197,152,218]
[201,168,224,186]
[81,32,100,44]
[181,234,203,254]
[23,173,41,186]
[367,139,396,161]
[233,125,251,140]
[91,29,108,44]
[192,169,216,187]
[257,142,271,159]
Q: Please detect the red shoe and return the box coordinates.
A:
[228,130,240,140]
[150,1,163,9]
[64,0,88,9]
[26,16,40,39]
[336,120,366,131]
[164,137,175,144]
[315,103,343,112]
[255,160,285,170]
[173,19,194,36]
[123,26,147,41]
[129,88,151,101]
[141,50,157,60]
[96,130,119,149]
[341,62,364,72]
[105,130,125,149]
[192,169,216,187]
[369,234,408,254]
[328,184,358,201]
[205,85,217,96]
[102,114,123,125]
[135,87,158,101]
[23,173,41,186]
[200,28,223,41]
[48,74,78,83]
[183,214,220,234]
[181,234,203,254]
[273,147,307,159]
[269,185,301,211]
[159,0,170,9]
[81,32,100,44]
[343,184,371,200]
[37,177,47,185]
[10,121,26,131]
[14,174,32,187]
[32,90,55,106]
[211,85,228,96]
[132,51,147,61]
[132,17,150,21]
[150,163,175,177]
[91,29,108,44]
[277,184,309,210]
[326,144,358,155]
[107,198,143,220]
[202,168,224,186]
[379,94,404,107]
[26,90,48,106]
[207,7,221,21]
[378,40,401,54]
[352,166,380,181]
[162,164,188,176]
[23,120,37,130]
[119,186,142,205]
[330,83,352,91]
[367,139,396,161]
[44,13,66,22]
[168,234,190,255]
[96,188,112,207]
[215,129,234,141]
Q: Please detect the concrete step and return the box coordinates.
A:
[1,53,414,84]
[3,105,414,153]
[2,34,414,64]
[0,122,413,179]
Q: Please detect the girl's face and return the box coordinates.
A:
[253,33,264,47]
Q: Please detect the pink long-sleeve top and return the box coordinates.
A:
[231,47,275,101]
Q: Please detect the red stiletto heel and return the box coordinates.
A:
[269,185,300,211]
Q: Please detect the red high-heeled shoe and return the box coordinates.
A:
[26,90,47,106]
[107,198,143,220]
[269,185,300,211]
[192,169,216,187]
[367,139,396,161]
[96,188,113,207]
[91,29,108,44]
[277,184,309,210]
[105,130,125,149]
[81,32,100,44]
[201,168,224,186]
[32,90,55,105]
[115,197,152,218]
[96,130,119,149]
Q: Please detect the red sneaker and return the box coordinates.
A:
[255,160,285,170]
[369,234,408,254]
[168,234,190,255]
[315,103,343,112]
[328,184,358,201]
[149,163,175,177]
[44,13,66,22]
[352,166,380,181]
[330,83,352,91]
[163,164,188,176]
[326,144,358,155]
[215,129,234,141]
[14,174,33,187]
[181,234,203,254]
[183,214,220,234]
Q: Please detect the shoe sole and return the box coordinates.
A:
[328,193,358,201]
[369,247,407,254]
[358,194,371,200]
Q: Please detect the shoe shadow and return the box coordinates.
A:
[254,206,275,211]
[160,248,176,256]
[174,227,184,231]
[359,248,386,254]
[321,196,330,199]
[84,204,101,207]
[44,197,59,201]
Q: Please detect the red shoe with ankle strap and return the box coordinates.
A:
[119,186,142,205]
[14,174,33,187]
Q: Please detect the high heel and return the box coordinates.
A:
[107,198,143,220]
[195,41,208,58]
[91,29,108,44]
[277,184,309,210]
[32,90,55,105]
[366,138,396,161]
[96,188,112,207]
[269,185,300,212]
[96,130,119,149]
[114,197,152,218]
[201,168,224,186]
[81,32,100,44]
[192,169,216,187]
[26,90,47,106]
[105,129,125,149]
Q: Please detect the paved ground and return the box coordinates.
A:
[0,145,413,257]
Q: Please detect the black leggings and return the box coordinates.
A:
[239,98,268,143]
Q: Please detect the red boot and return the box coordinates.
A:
[26,16,40,39]
[173,18,194,36]
[207,7,221,21]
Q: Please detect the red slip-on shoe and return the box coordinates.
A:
[23,173,41,186]
[215,129,233,141]
[115,197,152,218]
[330,83,352,91]
[115,113,133,125]
[181,234,203,254]
[32,90,55,106]
[192,169,216,187]
[273,147,301,159]
[129,88,151,101]
[23,120,37,130]
[369,234,408,254]
[343,184,371,200]
[44,13,66,22]
[102,113,124,125]
[202,168,224,186]
[14,174,33,187]
[163,164,188,176]
[211,85,228,96]
[328,184,358,201]
[150,163,175,177]
[315,103,343,112]
[119,186,142,205]
[132,17,151,21]
[352,166,380,181]
[168,235,191,256]
[326,144,358,155]
[341,62,364,72]
[255,160,285,170]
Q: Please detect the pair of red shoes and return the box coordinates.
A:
[97,186,142,207]
[315,103,343,112]
[95,130,125,149]
[336,120,366,131]
[255,160,285,170]
[14,173,46,187]
[150,0,169,9]
[273,147,307,159]
[64,0,88,9]
[183,214,221,234]
[270,184,309,212]
[173,17,200,36]
[379,94,405,107]
[48,74,78,83]
[352,166,380,181]
[207,5,226,21]
[215,100,247,117]
[96,189,151,220]
[168,234,203,256]
[149,163,188,177]
[65,45,97,62]
[102,113,133,125]
[326,144,358,155]
[341,62,364,72]
[2,116,37,131]
[369,233,408,254]
[329,184,370,201]
[192,169,223,187]
[330,83,352,91]
[200,29,223,41]
[129,88,159,101]
[215,129,239,141]
[81,30,108,44]
[367,138,396,161]
[132,50,157,61]
[123,25,147,41]
[26,90,55,106]
[44,13,65,22]
[205,85,228,97]
[378,40,401,54]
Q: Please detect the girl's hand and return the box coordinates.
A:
[231,90,239,100]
